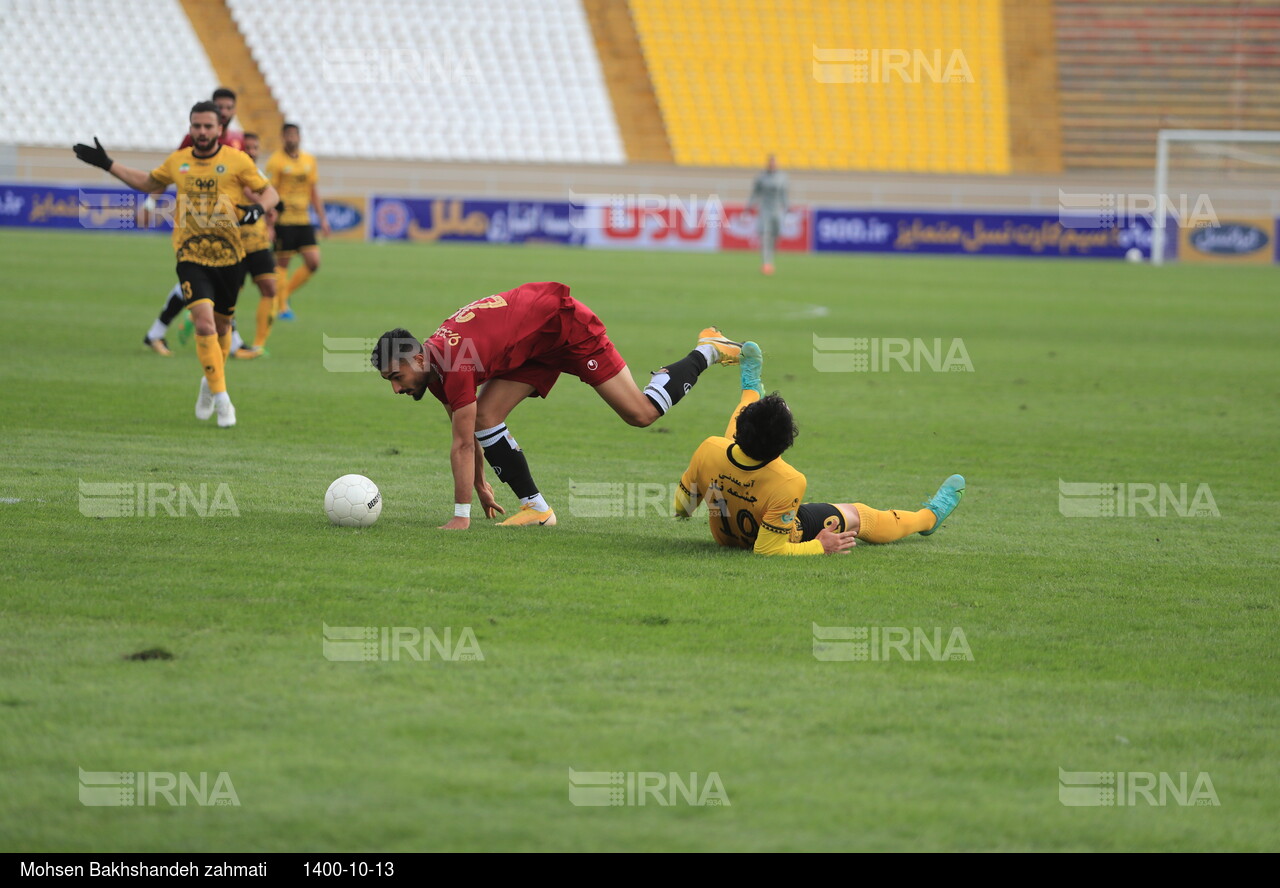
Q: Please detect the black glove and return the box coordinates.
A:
[238,204,265,226]
[73,137,113,171]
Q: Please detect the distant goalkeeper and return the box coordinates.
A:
[675,343,965,554]
[747,154,788,276]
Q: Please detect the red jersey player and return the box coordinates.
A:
[180,87,244,150]
[372,281,744,529]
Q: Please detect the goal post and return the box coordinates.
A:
[1153,129,1280,266]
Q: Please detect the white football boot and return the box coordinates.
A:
[215,396,237,428]
[195,377,215,420]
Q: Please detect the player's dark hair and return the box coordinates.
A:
[282,122,300,133]
[371,328,422,371]
[212,87,236,102]
[242,132,259,142]
[733,393,798,465]
[189,101,221,121]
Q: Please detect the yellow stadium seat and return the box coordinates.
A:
[630,0,1010,172]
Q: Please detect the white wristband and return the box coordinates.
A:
[454,503,471,519]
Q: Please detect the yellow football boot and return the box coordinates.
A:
[697,326,743,365]
[498,503,557,527]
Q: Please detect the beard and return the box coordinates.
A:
[193,135,216,153]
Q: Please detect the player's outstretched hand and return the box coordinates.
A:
[72,137,113,171]
[476,483,505,519]
[817,527,858,554]
[237,204,265,226]
[439,516,470,530]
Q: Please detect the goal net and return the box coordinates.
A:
[1153,130,1280,265]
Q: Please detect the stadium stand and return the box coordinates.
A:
[0,0,222,151]
[581,0,674,163]
[628,0,1012,173]
[178,0,284,151]
[1055,0,1280,169]
[225,0,626,163]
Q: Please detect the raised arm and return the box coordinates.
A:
[72,138,166,193]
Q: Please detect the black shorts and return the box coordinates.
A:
[274,224,317,253]
[177,261,244,317]
[242,248,276,285]
[794,502,846,542]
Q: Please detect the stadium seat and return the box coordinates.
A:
[629,0,1012,173]
[0,0,221,152]
[225,0,625,163]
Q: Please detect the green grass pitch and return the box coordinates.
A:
[1,228,1277,851]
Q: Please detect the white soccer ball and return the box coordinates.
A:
[325,474,382,527]
[1125,247,1144,263]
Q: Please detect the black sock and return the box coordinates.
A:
[476,424,539,498]
[643,349,709,415]
[158,286,185,325]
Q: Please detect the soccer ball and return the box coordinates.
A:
[325,474,382,527]
[1125,247,1144,263]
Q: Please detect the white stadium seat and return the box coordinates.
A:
[2,0,626,165]
[225,0,625,163]
[0,0,221,152]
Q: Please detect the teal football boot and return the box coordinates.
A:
[920,474,965,535]
[739,341,765,396]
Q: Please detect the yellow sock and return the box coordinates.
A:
[253,296,274,348]
[218,328,232,361]
[724,389,761,439]
[288,264,312,295]
[854,503,936,543]
[275,268,291,313]
[195,334,227,394]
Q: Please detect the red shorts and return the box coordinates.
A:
[494,297,627,398]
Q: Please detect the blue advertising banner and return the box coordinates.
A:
[0,183,174,232]
[371,197,584,245]
[812,208,1170,259]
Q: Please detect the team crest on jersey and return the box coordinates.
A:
[216,165,226,173]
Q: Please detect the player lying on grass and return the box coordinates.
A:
[371,281,742,529]
[675,342,965,554]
